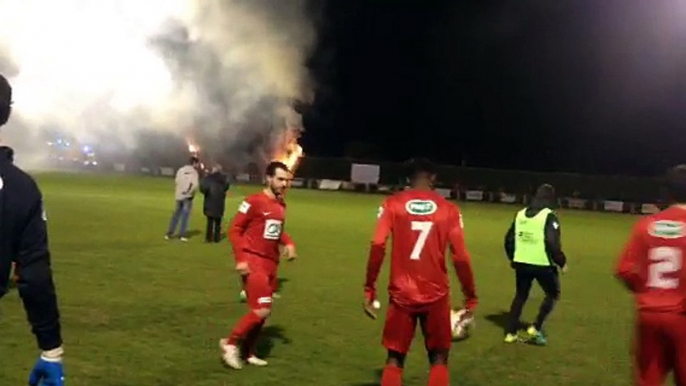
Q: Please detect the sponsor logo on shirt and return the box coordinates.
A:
[405,199,437,215]
[649,220,685,239]
[263,219,283,240]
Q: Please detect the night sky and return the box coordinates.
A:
[300,1,686,176]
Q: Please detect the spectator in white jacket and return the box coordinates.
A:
[165,156,200,241]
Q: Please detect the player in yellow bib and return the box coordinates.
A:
[503,184,568,345]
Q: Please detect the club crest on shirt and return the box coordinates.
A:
[405,199,437,215]
[649,220,686,239]
[263,219,283,240]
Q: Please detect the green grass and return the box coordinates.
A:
[0,173,643,385]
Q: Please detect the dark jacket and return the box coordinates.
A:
[0,156,62,350]
[200,171,230,218]
[504,198,567,269]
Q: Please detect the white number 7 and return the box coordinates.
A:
[410,221,433,260]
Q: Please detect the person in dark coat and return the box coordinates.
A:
[200,164,230,242]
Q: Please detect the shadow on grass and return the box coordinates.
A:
[255,324,292,359]
[165,229,203,239]
[347,368,384,386]
[484,310,528,332]
[275,277,289,292]
[184,229,203,239]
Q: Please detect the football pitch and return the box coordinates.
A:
[1,173,642,386]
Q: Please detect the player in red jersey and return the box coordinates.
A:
[364,159,478,386]
[615,165,686,386]
[220,161,297,369]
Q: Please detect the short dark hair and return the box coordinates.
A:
[407,158,437,180]
[0,146,13,162]
[535,183,555,200]
[266,161,289,177]
[663,165,686,203]
[0,74,12,126]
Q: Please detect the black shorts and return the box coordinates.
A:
[513,264,560,299]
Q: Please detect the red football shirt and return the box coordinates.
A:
[615,206,686,313]
[365,189,477,309]
[228,191,294,263]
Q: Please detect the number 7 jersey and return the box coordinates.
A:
[615,206,686,313]
[365,189,477,309]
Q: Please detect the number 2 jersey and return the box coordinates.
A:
[615,205,686,313]
[228,192,294,263]
[365,189,477,309]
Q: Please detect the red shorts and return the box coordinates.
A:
[633,312,686,386]
[382,295,452,354]
[244,256,278,311]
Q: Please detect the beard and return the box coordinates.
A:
[269,184,284,197]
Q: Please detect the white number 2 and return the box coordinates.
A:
[410,221,433,260]
[647,246,683,289]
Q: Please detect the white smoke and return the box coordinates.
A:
[0,0,316,169]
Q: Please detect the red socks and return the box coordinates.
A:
[427,364,449,386]
[228,312,263,345]
[241,320,265,358]
[379,363,448,386]
[381,365,403,386]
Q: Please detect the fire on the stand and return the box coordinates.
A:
[186,140,206,171]
[187,141,199,156]
[272,128,304,175]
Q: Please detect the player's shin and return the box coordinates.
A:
[428,349,448,366]
[380,350,405,386]
[427,364,449,386]
[534,295,556,331]
[228,311,263,345]
[426,349,449,386]
[381,365,403,386]
[507,294,527,334]
[241,320,265,359]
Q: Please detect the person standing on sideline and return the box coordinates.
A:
[0,73,65,385]
[200,163,230,243]
[165,156,200,241]
[503,183,568,345]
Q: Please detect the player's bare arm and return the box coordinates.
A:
[448,209,478,311]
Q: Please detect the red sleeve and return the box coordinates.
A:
[615,220,647,292]
[364,199,393,294]
[448,207,478,310]
[228,198,256,263]
[280,231,294,246]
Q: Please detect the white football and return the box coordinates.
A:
[450,309,475,340]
